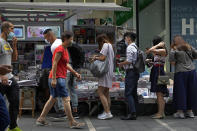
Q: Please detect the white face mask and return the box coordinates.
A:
[125,41,128,46]
[45,39,50,45]
[69,40,74,47]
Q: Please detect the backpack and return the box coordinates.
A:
[67,44,85,69]
[132,45,145,73]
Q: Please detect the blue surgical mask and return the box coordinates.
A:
[8,32,15,40]
[45,39,51,45]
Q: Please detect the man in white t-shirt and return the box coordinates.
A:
[43,29,62,54]
[43,29,64,113]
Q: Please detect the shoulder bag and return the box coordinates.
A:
[89,44,109,78]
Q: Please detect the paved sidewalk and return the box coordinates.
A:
[17,114,197,131]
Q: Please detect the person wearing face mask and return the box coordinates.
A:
[36,31,85,129]
[42,29,81,119]
[0,21,22,131]
[38,29,54,110]
[40,29,64,115]
[118,32,139,120]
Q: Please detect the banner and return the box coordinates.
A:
[171,0,197,68]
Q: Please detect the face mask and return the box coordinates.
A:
[8,32,15,40]
[45,39,51,45]
[125,41,128,46]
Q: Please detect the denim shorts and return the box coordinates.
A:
[48,78,69,98]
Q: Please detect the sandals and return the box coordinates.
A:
[36,119,85,129]
[70,122,85,129]
[36,120,49,126]
[151,114,165,119]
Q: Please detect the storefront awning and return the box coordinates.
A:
[0,2,130,12]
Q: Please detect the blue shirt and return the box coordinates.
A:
[41,45,52,69]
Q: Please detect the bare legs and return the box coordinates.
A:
[37,96,56,121]
[37,96,85,127]
[62,97,75,126]
[97,86,111,113]
[155,92,165,117]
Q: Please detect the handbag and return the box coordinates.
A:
[89,45,109,77]
[157,63,170,85]
[157,75,170,85]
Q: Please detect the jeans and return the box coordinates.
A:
[41,68,51,89]
[54,72,78,112]
[0,78,19,129]
[125,69,139,114]
[48,78,69,98]
[66,72,78,108]
[0,93,10,131]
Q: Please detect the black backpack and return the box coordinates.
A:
[132,45,145,73]
[67,44,85,69]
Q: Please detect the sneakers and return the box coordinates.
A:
[173,112,185,119]
[8,127,22,131]
[73,112,80,119]
[98,112,105,118]
[55,113,67,119]
[98,112,113,120]
[186,111,195,118]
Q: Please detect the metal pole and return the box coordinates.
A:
[84,0,86,3]
[165,0,170,72]
[30,0,33,2]
[133,0,136,29]
[114,0,116,4]
[66,0,69,2]
[102,0,105,3]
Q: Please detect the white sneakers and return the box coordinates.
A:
[173,111,195,119]
[98,112,113,120]
[186,111,195,118]
[173,112,185,119]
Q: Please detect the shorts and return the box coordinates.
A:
[48,78,69,98]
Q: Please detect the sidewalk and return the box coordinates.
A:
[17,114,197,131]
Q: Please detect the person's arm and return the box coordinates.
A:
[0,65,12,85]
[12,37,18,61]
[94,43,108,61]
[51,52,62,88]
[118,46,134,67]
[149,49,166,56]
[147,42,167,56]
[118,60,131,67]
[0,65,12,75]
[169,49,176,65]
[67,64,81,80]
[191,47,197,59]
[40,49,45,63]
[0,64,11,85]
[94,55,106,61]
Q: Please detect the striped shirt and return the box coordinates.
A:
[124,43,138,70]
[154,55,166,65]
